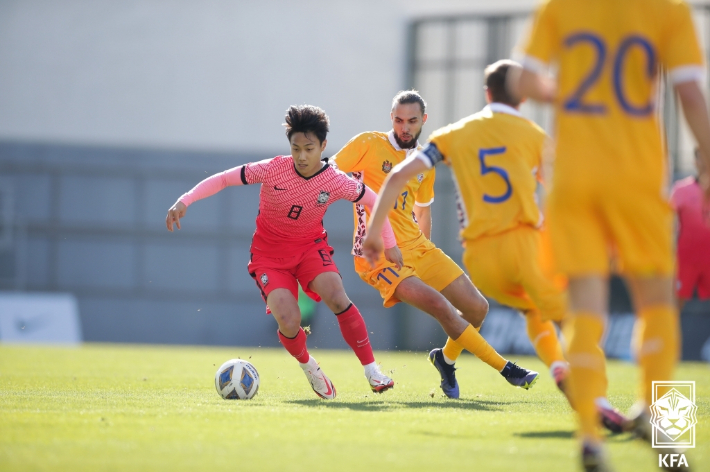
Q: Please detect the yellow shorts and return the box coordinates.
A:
[355,234,464,307]
[546,182,673,277]
[463,226,566,322]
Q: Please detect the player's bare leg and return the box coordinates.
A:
[395,276,538,393]
[268,288,303,338]
[625,276,680,442]
[429,274,488,396]
[268,288,335,399]
[439,274,489,328]
[395,276,470,338]
[308,272,393,393]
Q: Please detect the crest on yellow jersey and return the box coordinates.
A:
[382,160,392,173]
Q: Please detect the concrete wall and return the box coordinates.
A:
[0,0,540,154]
[1,1,709,351]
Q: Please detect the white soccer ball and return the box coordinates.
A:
[215,359,260,400]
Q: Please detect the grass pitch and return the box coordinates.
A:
[1,344,708,472]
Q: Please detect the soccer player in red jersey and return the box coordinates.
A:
[671,148,710,309]
[166,105,403,399]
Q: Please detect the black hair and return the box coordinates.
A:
[284,105,330,144]
[391,90,427,114]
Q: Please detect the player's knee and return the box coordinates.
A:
[479,296,489,316]
[428,296,455,321]
[274,312,301,337]
[321,290,351,314]
[463,296,489,327]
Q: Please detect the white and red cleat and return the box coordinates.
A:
[300,356,336,399]
[365,364,394,393]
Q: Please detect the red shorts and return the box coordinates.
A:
[676,257,710,299]
[248,240,340,313]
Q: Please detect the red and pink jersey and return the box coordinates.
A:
[243,156,365,255]
[670,176,710,266]
[180,155,366,256]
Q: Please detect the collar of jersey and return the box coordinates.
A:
[293,158,330,180]
[486,103,523,117]
[388,129,420,153]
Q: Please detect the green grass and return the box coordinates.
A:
[0,344,708,472]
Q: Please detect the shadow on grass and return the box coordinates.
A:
[514,429,637,442]
[514,430,575,439]
[604,432,637,443]
[286,398,513,412]
[414,430,478,440]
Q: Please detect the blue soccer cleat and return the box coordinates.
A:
[500,361,539,389]
[428,348,459,399]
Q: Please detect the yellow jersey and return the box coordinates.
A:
[521,0,704,193]
[332,131,436,255]
[425,103,547,241]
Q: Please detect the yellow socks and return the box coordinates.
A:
[446,311,566,373]
[565,313,607,441]
[634,305,679,406]
[442,336,465,363]
[454,325,507,372]
[442,325,484,363]
[526,310,566,367]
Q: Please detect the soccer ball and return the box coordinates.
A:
[215,359,260,400]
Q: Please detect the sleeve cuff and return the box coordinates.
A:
[669,65,705,85]
[353,183,366,203]
[520,55,549,74]
[240,166,248,185]
[416,142,444,168]
[414,198,434,207]
[414,151,433,169]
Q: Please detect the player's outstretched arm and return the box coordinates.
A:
[165,165,246,232]
[413,204,432,239]
[166,201,187,232]
[364,155,429,264]
[358,186,403,269]
[675,80,710,196]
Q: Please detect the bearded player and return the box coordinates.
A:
[332,91,540,395]
[361,61,627,433]
[166,105,401,399]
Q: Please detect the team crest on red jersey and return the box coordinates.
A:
[260,273,268,286]
[382,160,393,173]
[317,190,330,204]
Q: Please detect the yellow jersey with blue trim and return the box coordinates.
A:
[332,130,435,255]
[520,0,704,192]
[420,103,547,241]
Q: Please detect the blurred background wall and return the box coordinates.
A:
[1,0,709,358]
